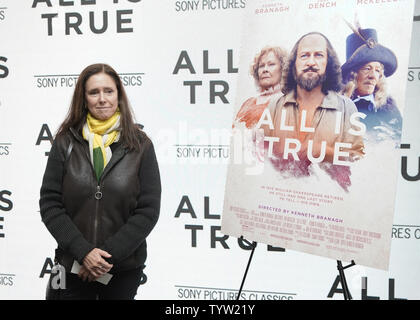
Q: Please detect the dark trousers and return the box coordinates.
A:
[46,267,144,300]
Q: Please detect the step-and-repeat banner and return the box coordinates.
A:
[0,0,419,300]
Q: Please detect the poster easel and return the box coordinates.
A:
[236,238,356,301]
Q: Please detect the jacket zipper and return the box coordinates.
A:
[93,157,121,246]
[93,185,103,246]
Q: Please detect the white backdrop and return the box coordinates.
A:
[0,0,419,300]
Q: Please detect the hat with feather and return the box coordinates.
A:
[341,19,397,83]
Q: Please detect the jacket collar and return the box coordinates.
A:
[67,127,129,183]
[69,127,127,152]
[69,127,84,144]
[69,127,128,168]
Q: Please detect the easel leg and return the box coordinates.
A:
[337,260,356,300]
[237,240,257,300]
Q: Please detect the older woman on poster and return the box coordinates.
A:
[233,46,288,128]
[39,63,161,300]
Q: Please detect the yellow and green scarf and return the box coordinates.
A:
[82,111,121,181]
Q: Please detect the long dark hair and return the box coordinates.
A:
[283,32,343,95]
[56,63,141,150]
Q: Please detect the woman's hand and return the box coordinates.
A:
[82,248,113,278]
[78,265,97,282]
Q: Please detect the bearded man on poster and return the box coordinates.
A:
[261,32,365,190]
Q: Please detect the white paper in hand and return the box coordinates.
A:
[71,260,113,285]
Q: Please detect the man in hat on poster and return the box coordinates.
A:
[342,28,402,143]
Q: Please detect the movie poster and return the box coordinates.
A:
[221,0,415,270]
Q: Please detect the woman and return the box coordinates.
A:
[233,46,288,129]
[39,63,161,300]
